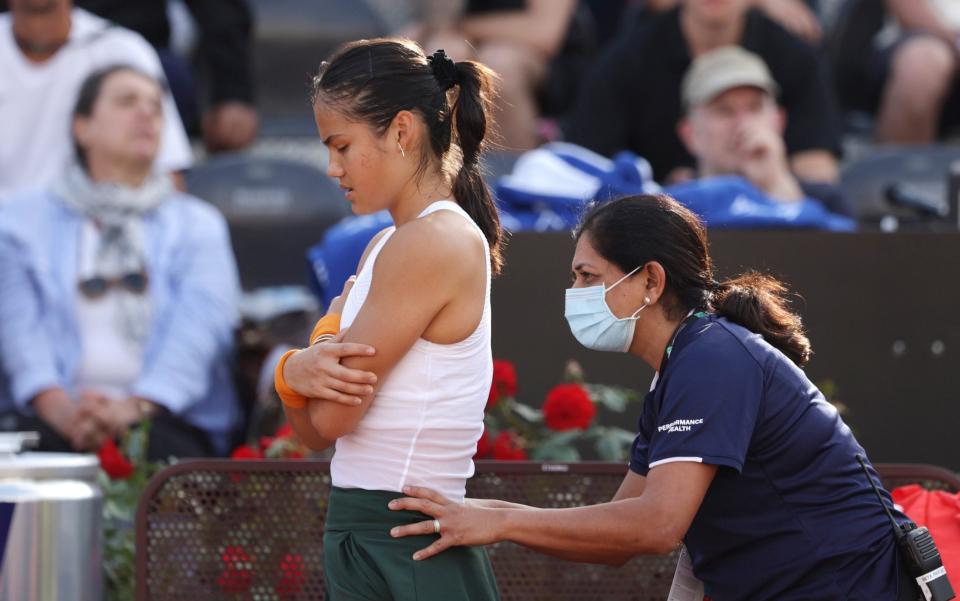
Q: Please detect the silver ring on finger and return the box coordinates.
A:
[432,519,441,535]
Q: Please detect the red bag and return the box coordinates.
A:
[892,485,960,592]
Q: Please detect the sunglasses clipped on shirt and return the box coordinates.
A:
[77,271,149,299]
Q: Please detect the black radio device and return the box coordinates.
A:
[856,455,954,601]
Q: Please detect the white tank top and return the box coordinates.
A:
[331,200,492,502]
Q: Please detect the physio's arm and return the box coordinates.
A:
[500,464,710,564]
[517,469,649,562]
[612,468,647,501]
[392,462,715,564]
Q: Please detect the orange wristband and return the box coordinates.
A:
[275,349,307,409]
[309,313,341,345]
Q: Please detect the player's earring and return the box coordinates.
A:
[398,141,405,158]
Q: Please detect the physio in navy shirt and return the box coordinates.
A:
[633,311,906,599]
[389,194,915,601]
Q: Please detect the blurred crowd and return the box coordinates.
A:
[0,0,957,459]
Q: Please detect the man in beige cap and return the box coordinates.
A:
[674,46,850,216]
[567,0,839,186]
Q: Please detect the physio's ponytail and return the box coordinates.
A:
[711,272,812,367]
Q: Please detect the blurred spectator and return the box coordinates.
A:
[580,0,633,49]
[0,0,191,201]
[643,0,822,44]
[675,46,851,217]
[866,0,960,144]
[567,0,840,184]
[73,0,258,152]
[0,66,241,459]
[392,0,579,150]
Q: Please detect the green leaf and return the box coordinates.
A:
[510,401,544,423]
[529,430,582,462]
[531,445,580,462]
[596,435,626,461]
[124,420,151,464]
[541,431,581,446]
[609,427,639,445]
[585,384,639,413]
[580,425,603,440]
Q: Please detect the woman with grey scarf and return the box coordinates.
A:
[0,65,242,459]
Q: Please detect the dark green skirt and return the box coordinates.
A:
[323,487,501,601]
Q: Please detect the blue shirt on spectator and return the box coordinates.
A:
[631,313,907,600]
[0,187,241,453]
[667,175,856,231]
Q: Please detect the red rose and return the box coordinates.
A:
[230,444,263,459]
[97,439,134,480]
[487,359,517,409]
[275,423,294,438]
[217,545,253,593]
[542,383,595,431]
[474,427,492,459]
[491,430,527,460]
[275,552,305,597]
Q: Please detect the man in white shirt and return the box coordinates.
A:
[0,0,192,201]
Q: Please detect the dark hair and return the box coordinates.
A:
[71,64,160,170]
[575,194,812,367]
[311,38,504,275]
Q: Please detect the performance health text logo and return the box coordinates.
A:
[658,418,704,433]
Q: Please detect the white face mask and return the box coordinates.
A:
[564,265,650,353]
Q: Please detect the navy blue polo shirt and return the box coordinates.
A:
[630,314,907,600]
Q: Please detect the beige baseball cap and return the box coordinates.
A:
[681,46,779,109]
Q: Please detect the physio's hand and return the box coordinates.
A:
[388,486,502,560]
[283,339,377,405]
